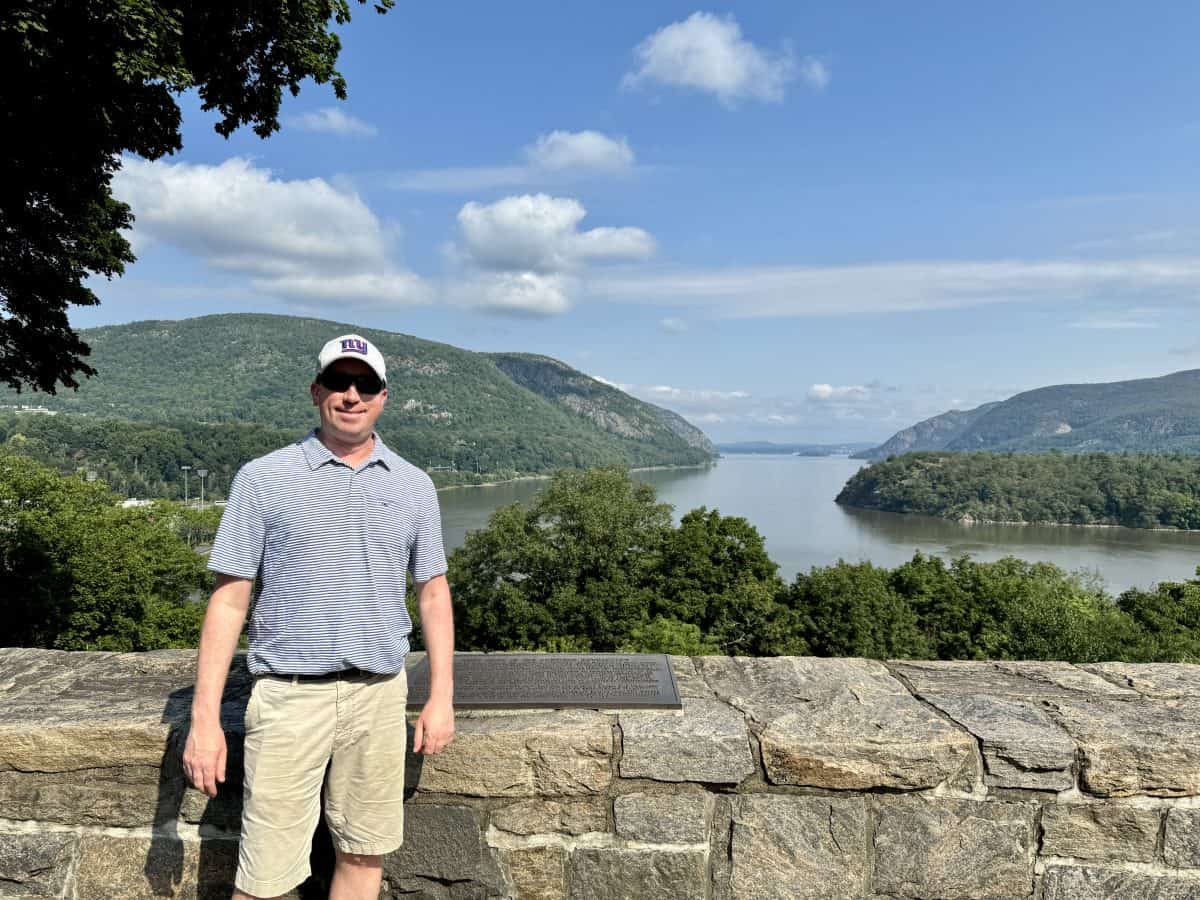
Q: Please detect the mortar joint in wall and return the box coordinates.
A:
[1036,856,1200,879]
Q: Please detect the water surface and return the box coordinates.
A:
[438,455,1200,594]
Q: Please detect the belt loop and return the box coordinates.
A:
[292,674,299,686]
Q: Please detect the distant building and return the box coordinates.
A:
[0,405,57,415]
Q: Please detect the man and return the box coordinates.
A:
[183,334,455,900]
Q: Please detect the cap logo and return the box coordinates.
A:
[341,338,369,355]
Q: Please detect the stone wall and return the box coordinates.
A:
[1,649,1199,898]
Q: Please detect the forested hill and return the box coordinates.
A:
[857,370,1200,459]
[837,451,1200,529]
[3,314,714,476]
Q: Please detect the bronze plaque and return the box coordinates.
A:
[405,652,681,709]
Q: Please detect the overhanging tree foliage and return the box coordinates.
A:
[0,0,392,393]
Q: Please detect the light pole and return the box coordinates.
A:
[196,468,208,510]
[180,465,191,506]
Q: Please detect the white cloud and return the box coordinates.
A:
[524,131,634,174]
[392,130,635,192]
[447,272,573,317]
[808,383,870,401]
[622,12,800,105]
[591,375,632,391]
[590,258,1200,318]
[660,317,688,333]
[457,195,654,273]
[114,157,429,307]
[448,194,653,315]
[286,107,378,137]
[799,58,831,91]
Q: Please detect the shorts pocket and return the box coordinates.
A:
[243,678,272,733]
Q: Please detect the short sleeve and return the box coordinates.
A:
[207,466,266,579]
[408,475,448,581]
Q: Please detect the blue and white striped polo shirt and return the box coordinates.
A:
[207,430,447,676]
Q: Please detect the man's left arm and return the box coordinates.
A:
[412,574,455,754]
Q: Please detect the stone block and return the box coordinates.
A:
[0,766,167,828]
[489,798,607,836]
[414,711,611,797]
[0,831,77,898]
[387,805,498,886]
[386,875,450,899]
[891,660,1136,702]
[1049,700,1200,797]
[698,656,896,724]
[614,793,710,844]
[1083,663,1200,700]
[989,661,1139,698]
[619,699,754,784]
[1040,804,1160,862]
[759,692,975,791]
[912,694,1075,791]
[872,798,1035,899]
[73,833,239,900]
[0,649,250,774]
[729,794,868,900]
[1166,809,1200,868]
[697,656,975,790]
[567,848,707,900]
[498,847,566,900]
[179,785,243,831]
[1042,865,1200,899]
[667,656,713,700]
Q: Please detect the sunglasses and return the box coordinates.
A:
[317,370,385,396]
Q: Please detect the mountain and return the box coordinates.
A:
[4,314,714,476]
[854,405,1001,459]
[858,370,1200,459]
[488,353,715,456]
[717,441,877,456]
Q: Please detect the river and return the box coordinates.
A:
[437,454,1200,594]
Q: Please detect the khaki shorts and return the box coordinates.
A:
[235,669,408,898]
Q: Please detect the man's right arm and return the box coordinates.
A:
[183,574,253,798]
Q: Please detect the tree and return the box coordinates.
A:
[0,452,209,649]
[654,508,802,655]
[1,0,392,393]
[787,560,928,659]
[449,468,672,652]
[1116,573,1200,663]
[447,470,803,655]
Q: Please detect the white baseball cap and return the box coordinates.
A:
[317,334,387,384]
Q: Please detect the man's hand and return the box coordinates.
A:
[183,720,227,798]
[412,698,455,755]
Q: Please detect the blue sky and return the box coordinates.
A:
[85,2,1200,442]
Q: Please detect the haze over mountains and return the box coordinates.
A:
[4,314,714,475]
[858,370,1200,459]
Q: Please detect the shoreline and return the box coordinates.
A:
[956,516,1200,534]
[840,502,1200,534]
[435,461,715,493]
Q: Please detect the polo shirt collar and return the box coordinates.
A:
[301,429,393,471]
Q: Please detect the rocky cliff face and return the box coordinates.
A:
[1,649,1199,898]
[489,353,716,456]
[855,404,999,460]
